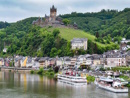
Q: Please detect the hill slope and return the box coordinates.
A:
[41,27,115,47]
[5,26,118,57]
[60,8,130,39]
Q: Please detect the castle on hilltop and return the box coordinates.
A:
[32,5,78,29]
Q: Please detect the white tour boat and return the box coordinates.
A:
[95,77,128,93]
[57,74,87,83]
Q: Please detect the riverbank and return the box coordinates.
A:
[30,68,56,77]
[0,67,56,77]
[1,67,31,73]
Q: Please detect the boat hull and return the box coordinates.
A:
[98,83,128,93]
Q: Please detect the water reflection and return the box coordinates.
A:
[0,71,129,98]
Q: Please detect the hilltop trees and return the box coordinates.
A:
[62,19,70,26]
[7,27,74,57]
[60,8,130,39]
[0,21,10,29]
[53,29,60,37]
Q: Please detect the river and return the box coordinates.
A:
[0,71,129,98]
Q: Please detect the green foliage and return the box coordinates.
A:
[127,42,130,45]
[49,72,55,76]
[53,29,60,37]
[9,61,13,67]
[0,12,123,56]
[37,68,55,76]
[48,68,53,72]
[0,21,10,29]
[86,75,95,83]
[62,19,70,26]
[60,9,130,39]
[37,68,44,75]
[127,48,130,51]
[119,75,129,80]
[99,67,106,71]
[106,67,110,70]
[112,67,130,72]
[30,70,35,74]
[113,36,122,44]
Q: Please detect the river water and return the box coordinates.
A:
[0,71,129,98]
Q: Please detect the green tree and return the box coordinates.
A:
[62,19,70,26]
[50,48,57,57]
[53,29,60,37]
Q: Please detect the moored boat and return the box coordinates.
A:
[57,74,87,83]
[95,77,128,93]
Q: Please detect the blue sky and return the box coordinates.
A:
[0,0,130,22]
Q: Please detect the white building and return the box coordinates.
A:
[105,55,126,68]
[3,48,7,53]
[56,58,63,68]
[71,38,88,50]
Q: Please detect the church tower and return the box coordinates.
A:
[50,5,57,21]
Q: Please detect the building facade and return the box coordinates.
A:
[71,38,88,50]
[106,55,126,68]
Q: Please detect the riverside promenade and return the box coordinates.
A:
[0,67,33,73]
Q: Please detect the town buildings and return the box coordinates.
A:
[120,38,130,51]
[1,49,130,69]
[105,55,126,68]
[126,51,130,66]
[0,58,4,66]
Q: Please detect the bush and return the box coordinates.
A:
[30,70,35,74]
[48,68,53,72]
[86,75,95,83]
[49,72,55,76]
[37,68,44,75]
[119,75,129,80]
[106,67,110,70]
[99,67,106,71]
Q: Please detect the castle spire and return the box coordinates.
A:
[52,5,55,9]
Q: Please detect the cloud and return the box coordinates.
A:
[0,0,130,22]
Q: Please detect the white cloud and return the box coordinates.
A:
[0,0,130,22]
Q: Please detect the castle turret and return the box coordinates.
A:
[50,5,57,21]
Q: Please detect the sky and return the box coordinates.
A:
[0,0,130,22]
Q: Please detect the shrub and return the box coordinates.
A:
[37,68,44,75]
[106,67,110,70]
[49,72,54,76]
[86,75,95,82]
[119,75,129,80]
[48,68,53,72]
[99,67,106,71]
[30,70,35,74]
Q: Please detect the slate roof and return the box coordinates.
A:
[71,38,87,43]
[39,57,49,62]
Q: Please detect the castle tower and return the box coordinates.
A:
[50,5,57,21]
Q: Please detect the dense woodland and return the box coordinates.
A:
[60,8,130,39]
[0,8,130,57]
[0,22,10,29]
